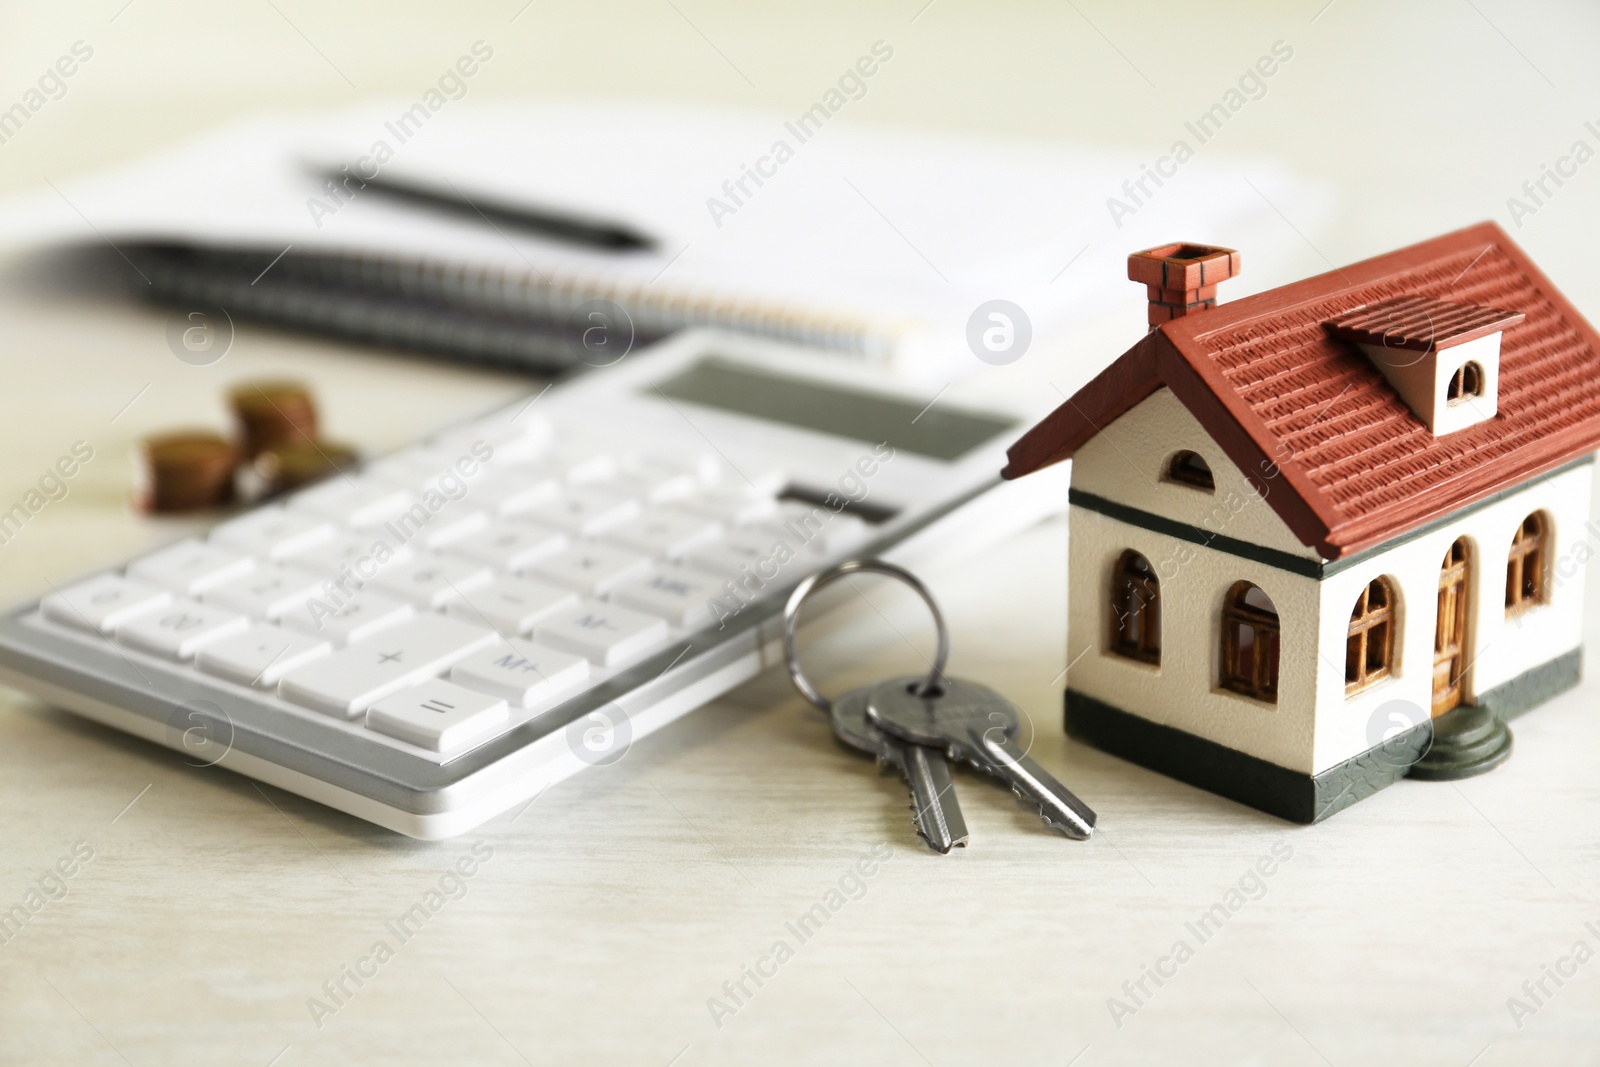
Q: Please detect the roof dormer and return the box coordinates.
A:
[1325,295,1525,436]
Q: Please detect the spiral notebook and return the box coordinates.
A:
[0,100,1323,375]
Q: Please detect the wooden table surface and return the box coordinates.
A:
[4,2,1600,1064]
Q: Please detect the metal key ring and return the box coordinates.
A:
[782,558,950,713]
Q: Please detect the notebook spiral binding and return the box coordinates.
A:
[131,243,894,374]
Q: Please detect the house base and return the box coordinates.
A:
[1064,649,1580,823]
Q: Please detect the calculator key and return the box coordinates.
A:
[365,679,509,753]
[371,557,493,610]
[209,509,337,560]
[444,576,578,635]
[41,575,172,635]
[610,565,726,628]
[288,479,414,527]
[202,565,328,620]
[126,540,256,595]
[278,614,498,719]
[450,639,590,707]
[468,471,562,516]
[551,448,617,484]
[420,505,492,548]
[610,469,698,504]
[292,532,416,575]
[753,503,873,554]
[280,590,415,646]
[526,544,651,597]
[116,600,249,660]
[537,488,640,535]
[446,521,568,572]
[602,509,722,559]
[677,486,780,525]
[534,600,669,667]
[683,529,811,580]
[196,624,331,687]
[624,451,724,486]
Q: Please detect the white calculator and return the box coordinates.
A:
[0,331,1062,838]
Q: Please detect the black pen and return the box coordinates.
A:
[311,165,657,253]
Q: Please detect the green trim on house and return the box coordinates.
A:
[1477,647,1581,721]
[1067,489,1322,577]
[1064,689,1427,823]
[1064,649,1579,822]
[1068,454,1594,579]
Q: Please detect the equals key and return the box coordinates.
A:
[366,679,509,753]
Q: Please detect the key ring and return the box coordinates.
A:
[782,558,950,713]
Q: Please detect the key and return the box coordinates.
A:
[752,503,873,555]
[41,575,172,634]
[526,543,651,597]
[202,565,328,620]
[865,677,1096,840]
[677,485,779,525]
[444,575,578,635]
[370,556,493,609]
[196,624,331,686]
[278,614,498,718]
[365,678,509,753]
[831,686,968,854]
[683,528,820,582]
[291,532,415,576]
[608,564,724,628]
[209,508,337,559]
[116,600,250,660]
[534,600,668,667]
[288,479,414,527]
[602,509,722,559]
[466,471,561,516]
[446,520,568,572]
[536,487,640,535]
[126,540,256,595]
[609,467,698,503]
[280,590,415,646]
[449,638,590,707]
[418,504,491,548]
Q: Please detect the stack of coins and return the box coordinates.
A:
[137,432,239,512]
[229,380,318,458]
[137,379,360,513]
[252,440,361,494]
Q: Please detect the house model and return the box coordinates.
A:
[1002,222,1600,823]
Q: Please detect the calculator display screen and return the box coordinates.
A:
[651,358,1017,461]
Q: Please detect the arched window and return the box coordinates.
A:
[1164,450,1215,491]
[1447,361,1484,405]
[1221,582,1279,703]
[1110,550,1160,664]
[1506,512,1548,615]
[1346,577,1396,695]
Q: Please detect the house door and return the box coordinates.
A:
[1433,538,1470,717]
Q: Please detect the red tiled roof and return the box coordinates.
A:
[1323,294,1525,352]
[1001,222,1600,559]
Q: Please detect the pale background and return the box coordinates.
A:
[3,2,1600,1064]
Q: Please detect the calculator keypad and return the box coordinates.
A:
[30,411,877,762]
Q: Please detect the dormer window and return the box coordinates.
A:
[1164,450,1215,491]
[1325,296,1523,436]
[1447,361,1484,405]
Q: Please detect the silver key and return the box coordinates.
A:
[830,687,968,854]
[866,676,1096,840]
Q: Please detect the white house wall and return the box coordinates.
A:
[1066,462,1593,779]
[1069,387,1319,560]
[1066,506,1323,774]
[1312,462,1591,773]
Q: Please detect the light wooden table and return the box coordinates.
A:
[4,3,1600,1064]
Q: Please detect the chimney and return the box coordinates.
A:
[1127,243,1241,330]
